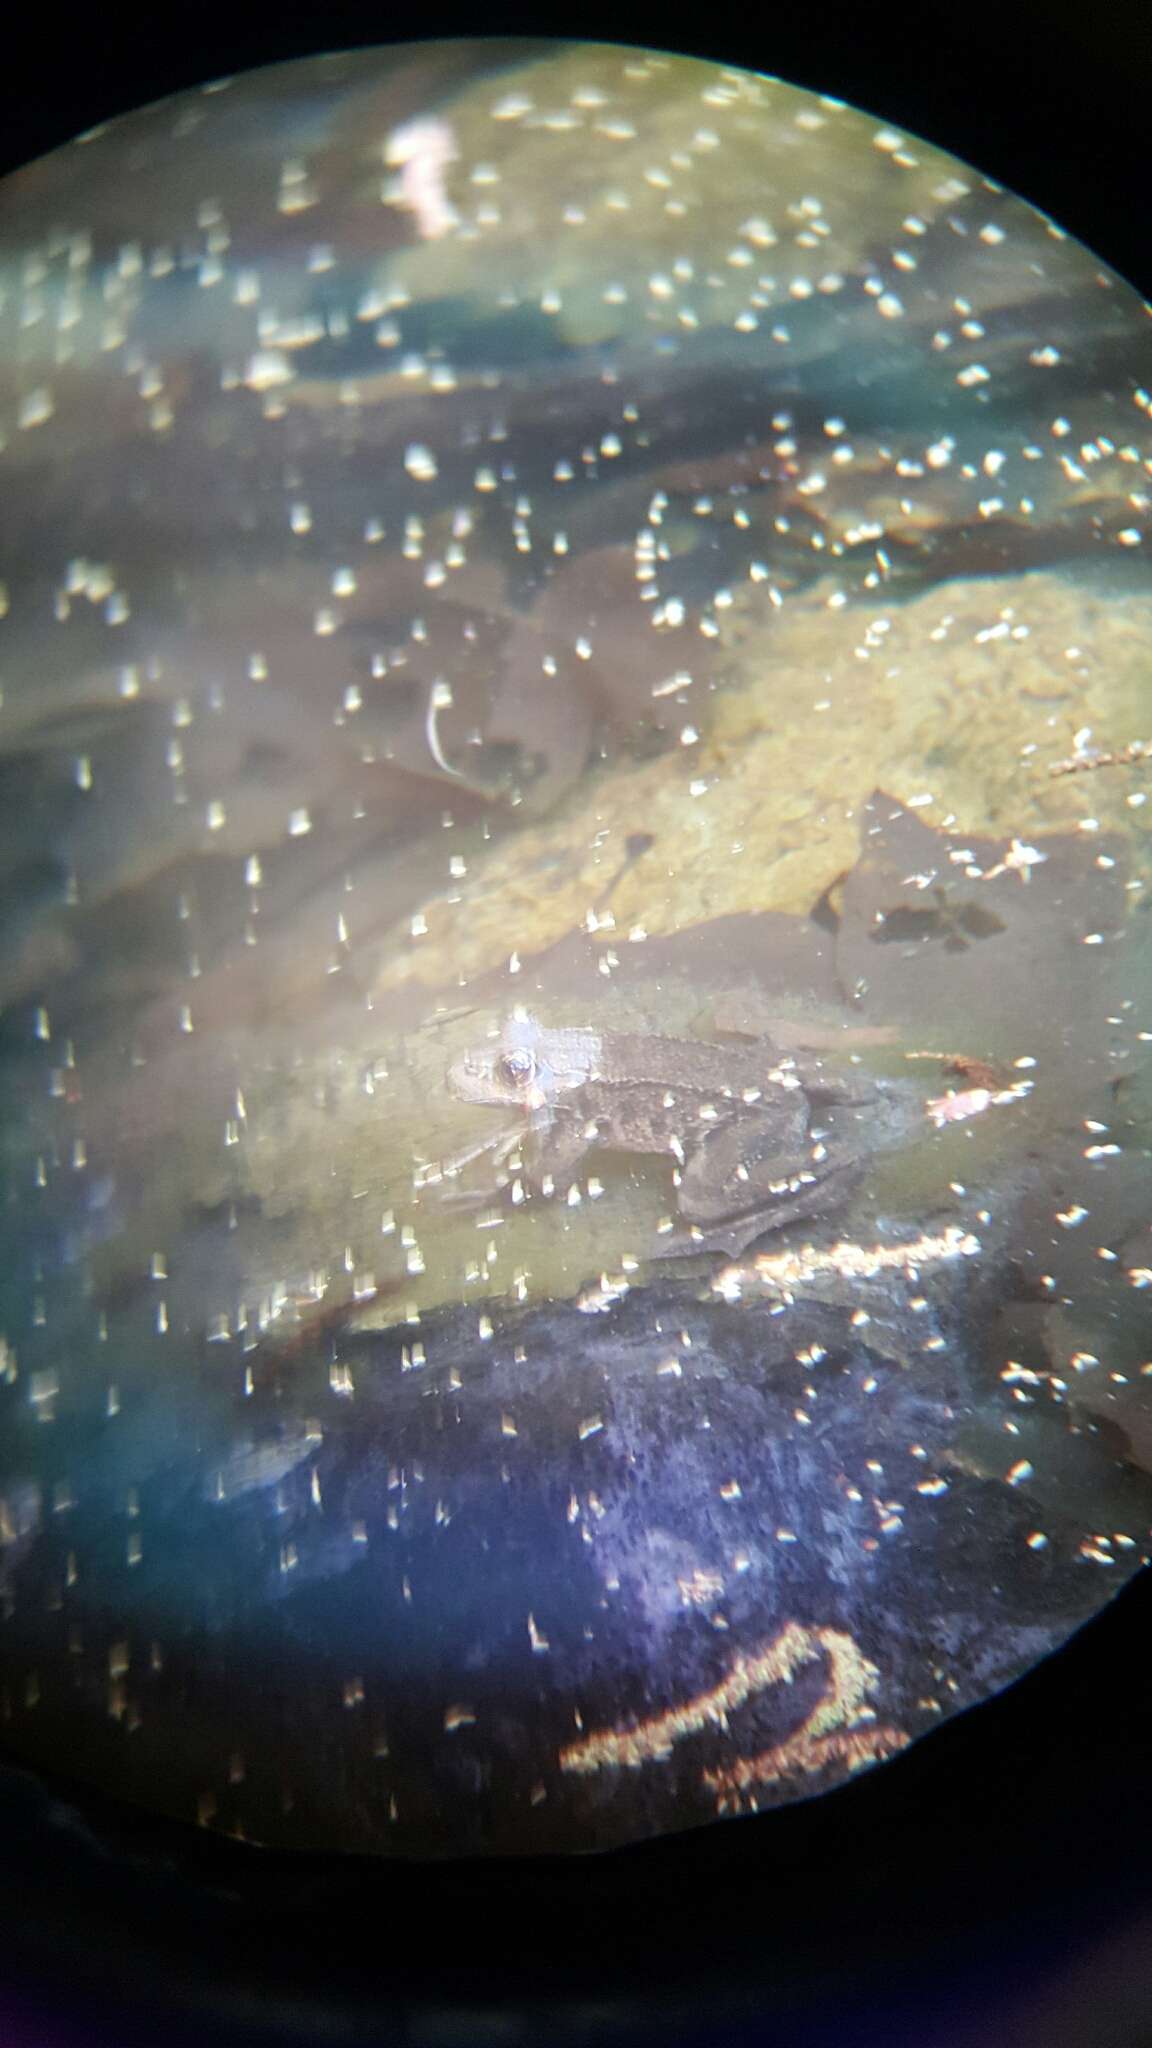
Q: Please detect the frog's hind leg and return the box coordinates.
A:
[654,1156,866,1259]
[675,1098,810,1227]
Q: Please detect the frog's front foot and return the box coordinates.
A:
[433,1181,515,1212]
[414,1122,526,1205]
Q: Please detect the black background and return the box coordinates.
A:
[1,5,1151,2044]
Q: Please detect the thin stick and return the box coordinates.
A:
[1048,737,1149,777]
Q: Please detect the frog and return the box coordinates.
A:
[445,1009,897,1256]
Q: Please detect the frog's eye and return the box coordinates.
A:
[497,1047,536,1088]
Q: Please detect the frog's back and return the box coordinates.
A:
[588,1029,792,1097]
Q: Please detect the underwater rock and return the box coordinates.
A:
[2,1197,1149,1858]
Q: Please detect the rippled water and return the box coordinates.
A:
[0,38,1149,1857]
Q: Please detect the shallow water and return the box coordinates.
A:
[0,38,1149,1857]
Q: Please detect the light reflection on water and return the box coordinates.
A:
[0,38,1149,1857]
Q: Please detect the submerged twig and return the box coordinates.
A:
[1048,735,1150,777]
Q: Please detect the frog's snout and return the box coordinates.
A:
[447,1046,495,1101]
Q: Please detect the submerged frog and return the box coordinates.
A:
[446,1010,902,1256]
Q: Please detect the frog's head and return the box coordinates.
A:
[448,1011,555,1111]
[449,1011,600,1111]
